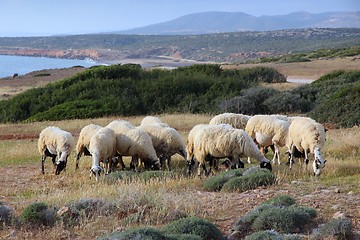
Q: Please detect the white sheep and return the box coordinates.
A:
[286,117,327,176]
[106,120,160,173]
[38,126,75,175]
[88,127,116,181]
[75,124,102,170]
[209,113,251,130]
[191,124,272,176]
[138,124,187,171]
[140,116,170,128]
[245,115,290,165]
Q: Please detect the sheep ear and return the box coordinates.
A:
[324,160,327,164]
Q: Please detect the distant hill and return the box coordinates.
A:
[118,11,360,35]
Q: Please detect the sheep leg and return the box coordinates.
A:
[41,154,47,174]
[304,150,309,171]
[289,145,296,169]
[75,151,82,170]
[274,144,281,165]
[131,156,139,174]
[167,156,171,171]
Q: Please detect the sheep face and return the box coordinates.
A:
[260,161,272,172]
[313,147,326,176]
[143,159,160,171]
[90,166,102,181]
[55,161,67,175]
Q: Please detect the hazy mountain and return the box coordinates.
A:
[118,11,360,35]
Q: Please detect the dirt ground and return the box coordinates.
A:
[0,161,359,238]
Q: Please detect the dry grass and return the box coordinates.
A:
[0,114,359,239]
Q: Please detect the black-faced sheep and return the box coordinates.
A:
[286,117,327,176]
[88,127,116,181]
[245,115,289,165]
[138,124,187,171]
[190,124,272,177]
[75,124,102,170]
[106,120,160,173]
[38,126,75,175]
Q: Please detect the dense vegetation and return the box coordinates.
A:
[0,64,286,122]
[252,45,360,63]
[0,64,359,127]
[0,28,360,62]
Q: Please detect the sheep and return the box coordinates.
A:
[190,124,272,177]
[209,113,251,130]
[106,120,160,173]
[38,126,75,175]
[88,127,116,181]
[138,124,187,171]
[245,115,290,165]
[286,117,327,176]
[140,116,170,128]
[75,124,102,170]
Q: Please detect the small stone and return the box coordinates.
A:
[348,191,354,195]
[334,188,341,193]
[333,211,347,219]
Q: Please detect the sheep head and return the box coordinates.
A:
[55,160,67,175]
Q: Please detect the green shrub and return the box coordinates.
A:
[221,168,275,192]
[245,230,304,240]
[161,217,224,240]
[262,195,296,207]
[315,218,352,240]
[66,198,116,218]
[97,227,166,240]
[20,202,57,227]
[103,170,135,183]
[244,230,280,240]
[251,206,315,233]
[166,234,202,240]
[0,202,13,227]
[232,195,316,236]
[203,168,244,191]
[139,171,175,182]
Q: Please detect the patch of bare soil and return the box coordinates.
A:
[0,66,87,99]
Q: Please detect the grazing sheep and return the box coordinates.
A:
[138,124,187,171]
[38,126,75,175]
[286,117,327,176]
[106,120,159,173]
[88,127,116,181]
[209,113,251,130]
[191,124,272,177]
[245,115,290,165]
[75,124,102,170]
[140,116,170,128]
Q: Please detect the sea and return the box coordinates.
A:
[0,55,99,78]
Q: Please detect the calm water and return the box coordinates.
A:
[0,55,98,78]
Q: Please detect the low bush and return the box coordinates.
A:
[232,195,317,236]
[97,227,166,240]
[221,168,275,192]
[251,206,314,233]
[0,202,14,227]
[103,170,135,183]
[262,195,296,207]
[244,230,304,240]
[315,218,352,240]
[139,171,175,182]
[19,202,57,227]
[161,217,224,240]
[203,168,244,191]
[66,198,117,219]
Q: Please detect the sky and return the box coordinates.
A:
[0,0,359,37]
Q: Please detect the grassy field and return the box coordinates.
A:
[0,114,359,239]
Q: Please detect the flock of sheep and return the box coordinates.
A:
[38,113,327,181]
